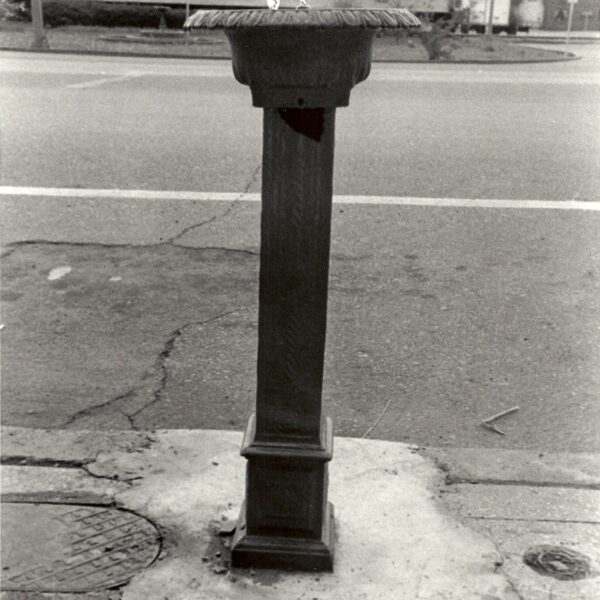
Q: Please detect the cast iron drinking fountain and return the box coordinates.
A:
[185,5,420,572]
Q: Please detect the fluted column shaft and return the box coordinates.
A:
[255,107,335,445]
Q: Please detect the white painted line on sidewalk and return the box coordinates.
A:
[0,186,599,211]
[66,74,142,89]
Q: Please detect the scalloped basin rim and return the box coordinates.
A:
[184,8,422,30]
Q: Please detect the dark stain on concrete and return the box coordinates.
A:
[0,291,23,302]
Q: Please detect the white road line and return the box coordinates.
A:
[336,196,600,210]
[0,186,599,211]
[66,74,142,89]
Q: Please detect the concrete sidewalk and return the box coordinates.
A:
[1,426,599,599]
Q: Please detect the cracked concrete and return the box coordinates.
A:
[0,427,155,463]
[1,241,259,430]
[1,427,157,492]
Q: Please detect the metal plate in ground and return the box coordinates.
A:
[1,503,161,592]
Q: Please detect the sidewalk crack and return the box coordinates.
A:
[505,575,526,600]
[81,463,142,484]
[485,527,526,600]
[7,239,141,249]
[445,476,600,490]
[63,389,137,429]
[173,245,258,255]
[0,456,91,468]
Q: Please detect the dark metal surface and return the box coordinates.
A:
[224,27,374,108]
[1,503,161,592]
[231,103,337,572]
[523,545,592,580]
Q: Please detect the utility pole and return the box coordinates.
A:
[485,0,496,40]
[30,0,49,50]
[565,0,577,54]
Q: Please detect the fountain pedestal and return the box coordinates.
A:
[185,8,420,572]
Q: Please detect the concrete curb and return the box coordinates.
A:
[0,45,581,64]
[3,426,600,489]
[512,37,600,44]
[422,446,600,489]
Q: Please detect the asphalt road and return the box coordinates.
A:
[1,49,599,452]
[1,48,599,199]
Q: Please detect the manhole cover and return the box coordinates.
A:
[523,545,592,580]
[1,503,161,592]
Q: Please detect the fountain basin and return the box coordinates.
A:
[185,9,421,108]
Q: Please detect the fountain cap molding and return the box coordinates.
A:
[184,8,421,30]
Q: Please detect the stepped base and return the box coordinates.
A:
[231,501,335,571]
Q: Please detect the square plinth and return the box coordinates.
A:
[231,501,335,571]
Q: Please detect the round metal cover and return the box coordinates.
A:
[523,544,592,580]
[1,503,161,592]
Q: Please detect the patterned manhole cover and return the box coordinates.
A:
[523,545,592,580]
[1,503,161,592]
